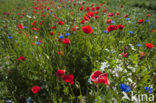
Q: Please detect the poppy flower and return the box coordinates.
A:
[86,11,94,17]
[50,32,54,35]
[58,21,64,25]
[80,19,85,24]
[56,70,65,77]
[18,24,24,29]
[85,7,90,11]
[32,86,40,94]
[94,11,99,14]
[95,6,100,10]
[32,27,39,31]
[62,74,74,85]
[94,16,99,19]
[92,8,95,11]
[146,14,151,17]
[90,71,109,85]
[124,14,128,18]
[91,4,94,7]
[82,1,85,4]
[117,24,124,30]
[79,6,83,11]
[108,12,114,17]
[84,16,90,21]
[106,25,117,32]
[32,21,37,26]
[82,26,93,34]
[106,19,112,24]
[51,26,56,29]
[154,75,156,80]
[116,12,119,16]
[138,19,144,24]
[145,43,154,49]
[57,51,63,55]
[63,38,70,44]
[120,52,127,57]
[17,56,25,61]
[120,5,124,8]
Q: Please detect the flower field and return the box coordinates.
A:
[0,0,156,103]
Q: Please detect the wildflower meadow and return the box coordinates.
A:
[0,0,156,103]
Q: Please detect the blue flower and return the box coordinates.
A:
[35,32,38,34]
[129,31,134,34]
[136,44,142,47]
[126,18,130,21]
[8,36,13,39]
[120,83,131,92]
[111,21,115,23]
[104,30,108,33]
[92,27,94,29]
[36,42,41,45]
[151,25,154,28]
[59,35,64,39]
[146,20,150,22]
[24,26,28,29]
[66,33,70,36]
[134,26,137,29]
[27,97,31,103]
[144,87,153,93]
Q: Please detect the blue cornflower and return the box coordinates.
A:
[134,26,137,29]
[126,18,130,21]
[24,26,28,29]
[27,97,31,103]
[129,31,134,34]
[136,44,142,47]
[92,27,94,29]
[144,87,153,93]
[8,36,13,39]
[146,20,150,22]
[151,25,154,28]
[120,83,131,92]
[111,21,115,23]
[66,33,70,36]
[59,35,64,39]
[35,32,38,34]
[104,30,108,33]
[36,42,41,45]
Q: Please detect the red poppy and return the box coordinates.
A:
[90,71,109,85]
[92,8,95,11]
[85,7,90,11]
[32,86,40,94]
[120,52,127,57]
[79,6,83,11]
[124,14,128,18]
[94,11,99,15]
[80,20,85,24]
[63,38,70,44]
[17,56,25,61]
[120,5,124,8]
[154,75,156,80]
[91,4,94,7]
[86,11,94,17]
[106,19,112,24]
[108,12,114,17]
[146,14,151,17]
[116,12,119,16]
[106,25,117,32]
[32,21,37,26]
[138,19,144,24]
[94,16,99,19]
[82,1,85,4]
[145,43,154,49]
[50,32,54,35]
[57,51,63,55]
[95,6,100,10]
[82,26,93,34]
[58,21,64,25]
[51,26,56,29]
[56,70,65,77]
[117,24,124,30]
[18,24,24,29]
[32,27,39,31]
[84,16,90,21]
[62,74,74,85]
